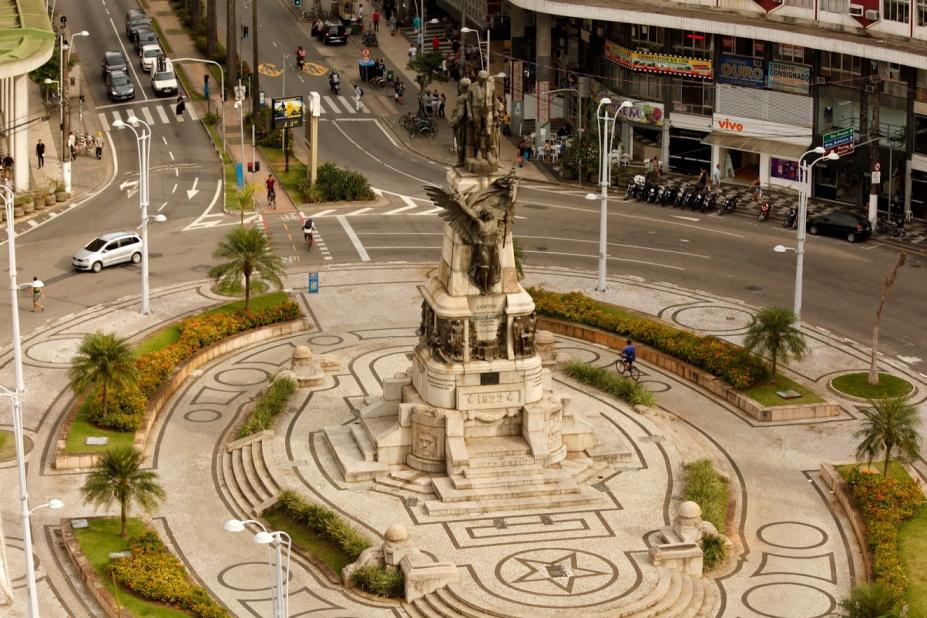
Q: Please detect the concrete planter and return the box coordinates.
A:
[537,316,841,422]
[60,518,134,618]
[13,206,23,217]
[45,194,56,206]
[55,190,68,202]
[22,201,34,214]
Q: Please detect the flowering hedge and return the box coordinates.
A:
[529,288,766,390]
[111,531,229,617]
[846,467,925,601]
[238,376,297,438]
[88,300,302,431]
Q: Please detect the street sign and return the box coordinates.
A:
[234,85,246,102]
[823,127,854,156]
[308,272,319,294]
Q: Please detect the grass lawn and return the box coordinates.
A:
[741,374,823,406]
[831,372,914,400]
[203,122,238,211]
[72,518,191,618]
[64,405,135,455]
[263,506,353,576]
[259,145,308,203]
[0,430,12,461]
[835,460,911,482]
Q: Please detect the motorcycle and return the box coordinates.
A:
[652,185,667,205]
[757,201,771,222]
[678,186,695,209]
[329,75,341,95]
[625,175,646,200]
[783,205,798,228]
[700,190,717,213]
[717,193,740,216]
[690,187,708,211]
[362,31,379,47]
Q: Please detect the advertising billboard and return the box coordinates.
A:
[716,54,765,88]
[272,96,304,129]
[767,61,812,94]
[603,41,712,79]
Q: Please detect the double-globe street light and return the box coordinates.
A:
[58,25,89,193]
[112,117,166,315]
[2,184,25,392]
[459,27,490,73]
[585,98,632,292]
[774,147,839,330]
[224,519,291,618]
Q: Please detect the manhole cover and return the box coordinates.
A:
[540,515,553,525]
[404,496,418,507]
[745,285,762,291]
[547,565,567,578]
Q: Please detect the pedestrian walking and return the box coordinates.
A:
[175,94,186,117]
[31,277,45,312]
[372,9,380,31]
[94,131,104,160]
[412,14,421,32]
[67,131,76,158]
[432,35,440,53]
[389,13,397,35]
[408,45,417,60]
[441,57,448,78]
[354,83,364,111]
[2,153,12,179]
[438,92,446,117]
[36,139,45,168]
[265,174,277,209]
[394,80,405,103]
[751,176,762,201]
[356,3,364,21]
[711,163,721,189]
[432,91,440,116]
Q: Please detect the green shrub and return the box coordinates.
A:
[238,376,297,438]
[299,162,375,203]
[352,563,404,598]
[84,387,147,431]
[683,459,729,534]
[564,361,654,407]
[276,490,371,560]
[700,535,726,572]
[202,111,221,126]
[111,531,229,617]
[530,289,767,390]
[839,582,903,618]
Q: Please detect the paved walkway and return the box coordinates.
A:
[1,262,924,616]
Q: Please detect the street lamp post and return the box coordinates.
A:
[585,98,631,292]
[2,185,24,393]
[782,147,839,330]
[113,117,165,315]
[59,26,89,194]
[234,99,247,221]
[224,519,291,618]
[459,27,490,73]
[171,58,225,156]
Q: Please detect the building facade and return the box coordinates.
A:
[447,0,927,218]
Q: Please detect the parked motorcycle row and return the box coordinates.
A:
[622,175,746,217]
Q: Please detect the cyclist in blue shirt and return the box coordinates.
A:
[621,339,636,371]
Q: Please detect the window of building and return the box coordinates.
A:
[630,24,663,47]
[820,52,862,83]
[672,79,714,116]
[820,0,847,12]
[919,0,927,24]
[721,37,759,57]
[774,44,808,63]
[784,0,812,8]
[883,0,910,22]
[674,32,710,57]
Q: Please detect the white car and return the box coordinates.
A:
[140,44,162,72]
[151,57,177,96]
[72,232,143,273]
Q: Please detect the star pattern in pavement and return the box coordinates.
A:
[511,551,611,593]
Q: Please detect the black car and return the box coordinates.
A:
[106,70,135,101]
[807,212,872,243]
[134,29,159,55]
[101,51,127,78]
[322,20,348,45]
[126,14,152,41]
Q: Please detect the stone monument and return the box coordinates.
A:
[323,82,630,516]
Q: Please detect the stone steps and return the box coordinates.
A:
[323,425,389,482]
[432,475,581,503]
[468,454,539,469]
[449,469,568,489]
[349,421,377,462]
[423,486,601,516]
[466,435,532,458]
[222,438,281,517]
[462,462,545,478]
[375,473,436,494]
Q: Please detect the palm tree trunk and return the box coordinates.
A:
[121,500,128,538]
[770,353,777,384]
[226,0,238,96]
[869,252,906,385]
[251,0,261,132]
[191,0,200,29]
[101,384,108,419]
[884,443,892,477]
[244,273,251,310]
[206,0,217,57]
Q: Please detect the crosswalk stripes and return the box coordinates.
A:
[155,105,169,124]
[140,106,155,125]
[100,103,198,133]
[312,94,369,115]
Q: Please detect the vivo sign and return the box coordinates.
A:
[716,118,745,132]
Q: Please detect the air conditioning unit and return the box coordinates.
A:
[865,9,880,19]
[848,3,864,16]
[771,0,784,4]
[865,83,875,93]
[815,76,827,84]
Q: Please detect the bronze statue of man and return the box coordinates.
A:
[449,78,472,166]
[466,71,496,164]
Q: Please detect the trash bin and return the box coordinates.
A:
[358,59,376,82]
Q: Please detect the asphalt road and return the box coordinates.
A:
[1,0,924,379]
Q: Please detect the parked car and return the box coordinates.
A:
[126,11,152,41]
[322,20,348,45]
[134,29,159,55]
[101,51,127,78]
[106,70,135,101]
[72,232,143,273]
[140,44,163,72]
[151,57,177,96]
[807,212,872,243]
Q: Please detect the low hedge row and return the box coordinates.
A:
[111,531,229,617]
[276,490,371,562]
[529,289,766,390]
[87,300,301,431]
[564,361,654,407]
[351,563,405,598]
[238,376,297,438]
[683,459,729,572]
[846,467,925,602]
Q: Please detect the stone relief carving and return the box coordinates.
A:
[468,319,507,362]
[431,317,464,363]
[512,313,537,357]
[418,301,435,346]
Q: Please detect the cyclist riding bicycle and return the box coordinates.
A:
[265,175,277,209]
[621,339,637,371]
[296,45,307,69]
[303,218,316,241]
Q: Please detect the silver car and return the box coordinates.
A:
[72,232,143,273]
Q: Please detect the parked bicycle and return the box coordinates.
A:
[875,215,906,239]
[406,115,438,139]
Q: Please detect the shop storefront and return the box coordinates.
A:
[668,113,711,174]
[704,114,811,187]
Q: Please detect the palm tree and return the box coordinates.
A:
[81,446,166,538]
[839,582,900,617]
[854,396,920,475]
[743,307,808,382]
[69,332,138,423]
[208,226,284,310]
[233,183,256,226]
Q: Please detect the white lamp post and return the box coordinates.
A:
[112,117,165,315]
[224,519,291,618]
[171,58,225,157]
[789,148,839,329]
[1,185,24,393]
[459,27,490,73]
[586,98,631,292]
[59,29,89,194]
[418,15,439,57]
[0,383,62,618]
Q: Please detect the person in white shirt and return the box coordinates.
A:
[354,83,364,111]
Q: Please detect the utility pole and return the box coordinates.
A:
[191,0,201,29]
[251,0,261,132]
[206,0,217,56]
[226,0,238,96]
[868,68,881,229]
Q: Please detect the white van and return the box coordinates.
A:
[151,56,177,96]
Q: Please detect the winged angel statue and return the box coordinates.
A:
[425,172,519,295]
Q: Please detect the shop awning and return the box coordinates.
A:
[701,133,810,161]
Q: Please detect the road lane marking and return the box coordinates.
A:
[670,215,700,222]
[337,215,369,261]
[140,106,155,125]
[522,249,686,271]
[168,151,175,161]
[385,196,418,215]
[158,201,168,212]
[332,122,434,186]
[347,207,372,216]
[111,110,123,127]
[323,97,340,113]
[187,103,198,120]
[311,209,335,217]
[172,183,178,193]
[155,105,170,124]
[373,119,400,149]
[27,220,37,228]
[108,17,149,101]
[187,177,200,199]
[337,96,356,113]
[414,207,442,215]
[162,136,168,145]
[515,235,710,259]
[98,113,110,132]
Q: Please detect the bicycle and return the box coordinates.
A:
[267,189,276,209]
[408,117,437,139]
[304,228,314,252]
[615,353,641,381]
[875,215,906,239]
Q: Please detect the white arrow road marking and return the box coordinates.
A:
[172,183,178,194]
[670,215,700,222]
[119,179,139,198]
[187,177,200,200]
[158,201,168,212]
[338,215,369,261]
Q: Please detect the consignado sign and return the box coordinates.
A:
[767,61,811,94]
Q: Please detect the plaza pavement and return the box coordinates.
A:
[1,262,924,616]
